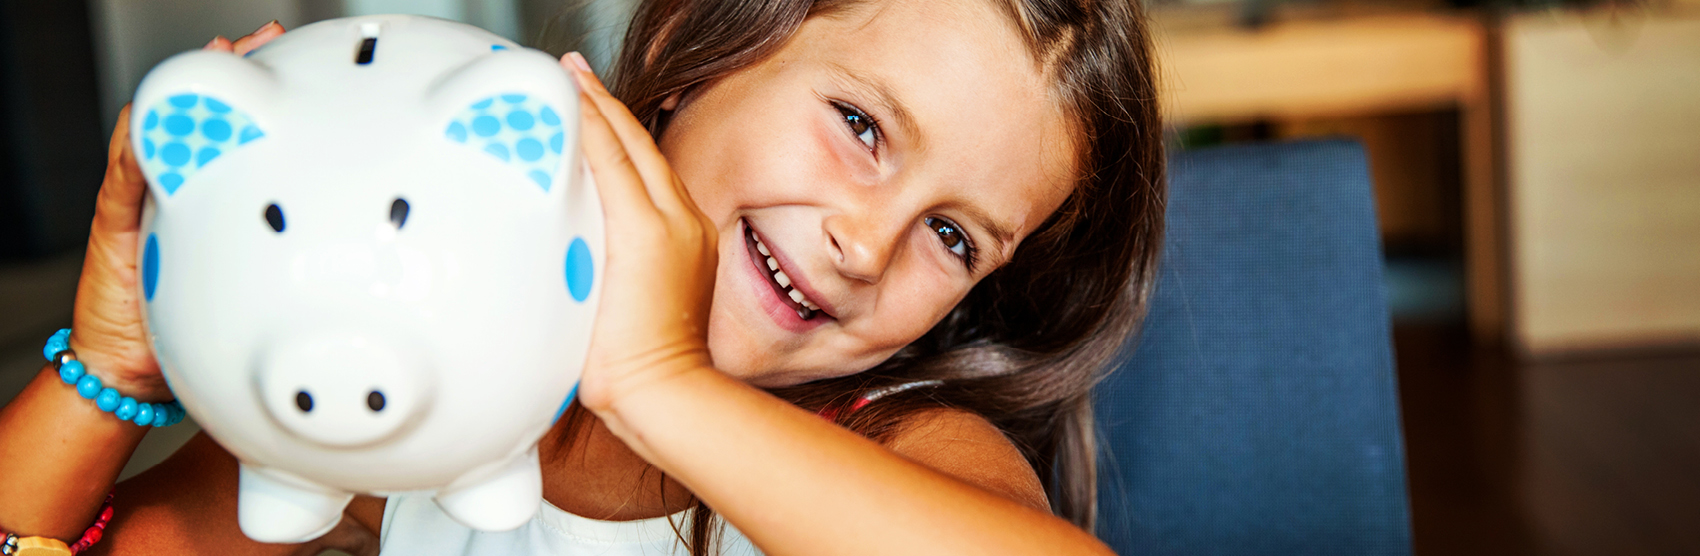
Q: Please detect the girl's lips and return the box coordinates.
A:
[741,219,834,333]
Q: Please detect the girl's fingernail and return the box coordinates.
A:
[204,36,226,50]
[568,51,593,73]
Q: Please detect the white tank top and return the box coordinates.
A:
[378,492,764,555]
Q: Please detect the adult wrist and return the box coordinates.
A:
[43,329,183,427]
[64,332,171,403]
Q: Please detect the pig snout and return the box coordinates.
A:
[256,335,432,448]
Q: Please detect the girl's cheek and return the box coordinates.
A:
[813,111,881,185]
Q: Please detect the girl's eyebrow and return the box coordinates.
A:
[825,63,924,148]
[956,203,1017,262]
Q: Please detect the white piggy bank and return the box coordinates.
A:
[129,15,602,543]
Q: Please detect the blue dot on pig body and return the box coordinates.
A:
[446,122,468,143]
[204,97,231,113]
[565,237,593,302]
[502,94,527,104]
[142,138,155,160]
[168,94,198,108]
[552,383,578,424]
[550,132,563,154]
[484,142,510,162]
[143,110,159,130]
[143,233,160,301]
[472,98,494,110]
[529,170,551,189]
[540,106,560,126]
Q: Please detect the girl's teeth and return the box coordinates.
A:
[748,224,823,318]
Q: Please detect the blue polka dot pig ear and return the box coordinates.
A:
[129,50,276,202]
[427,45,583,197]
[135,93,266,196]
[444,94,567,191]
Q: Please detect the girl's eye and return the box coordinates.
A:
[925,216,974,268]
[832,101,879,152]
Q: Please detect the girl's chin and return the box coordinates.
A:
[704,328,877,389]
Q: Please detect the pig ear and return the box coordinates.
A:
[130,51,277,201]
[428,48,579,195]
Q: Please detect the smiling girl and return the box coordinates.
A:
[0,0,1163,554]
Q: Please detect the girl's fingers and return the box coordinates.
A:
[232,21,285,56]
[562,54,694,216]
[93,105,147,235]
[203,36,233,52]
[576,88,661,222]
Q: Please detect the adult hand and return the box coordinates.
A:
[67,21,286,402]
[560,53,720,419]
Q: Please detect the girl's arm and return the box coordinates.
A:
[604,368,1111,556]
[0,366,152,541]
[565,56,1114,556]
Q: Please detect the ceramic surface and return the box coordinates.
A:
[129,14,602,542]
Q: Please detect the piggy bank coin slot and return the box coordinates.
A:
[389,198,410,229]
[367,391,386,412]
[265,204,286,233]
[355,37,378,65]
[295,391,314,412]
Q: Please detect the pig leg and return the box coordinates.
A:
[433,446,543,531]
[237,463,355,543]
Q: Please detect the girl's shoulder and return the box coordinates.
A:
[878,405,1051,512]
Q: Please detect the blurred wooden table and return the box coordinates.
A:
[1151,8,1505,341]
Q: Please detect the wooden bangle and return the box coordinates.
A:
[0,493,114,556]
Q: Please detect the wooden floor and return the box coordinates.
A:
[1396,324,1700,555]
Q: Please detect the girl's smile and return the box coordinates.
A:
[660,0,1079,386]
[741,217,834,331]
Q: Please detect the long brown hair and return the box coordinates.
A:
[559,0,1164,551]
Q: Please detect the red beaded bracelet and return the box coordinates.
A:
[0,493,113,555]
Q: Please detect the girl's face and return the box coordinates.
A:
[659,0,1076,386]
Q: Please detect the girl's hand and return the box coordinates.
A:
[560,53,719,419]
[67,22,286,402]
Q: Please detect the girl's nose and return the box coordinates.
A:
[823,211,905,284]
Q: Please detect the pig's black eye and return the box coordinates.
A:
[390,198,410,229]
[264,204,285,233]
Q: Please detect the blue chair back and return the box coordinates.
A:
[1095,140,1412,555]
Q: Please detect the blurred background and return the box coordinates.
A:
[0,0,1695,553]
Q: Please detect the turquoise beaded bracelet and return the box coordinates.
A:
[43,329,183,427]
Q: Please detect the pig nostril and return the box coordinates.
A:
[367,391,386,412]
[295,391,314,412]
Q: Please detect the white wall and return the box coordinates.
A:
[87,0,305,129]
[85,0,529,130]
[343,0,520,42]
